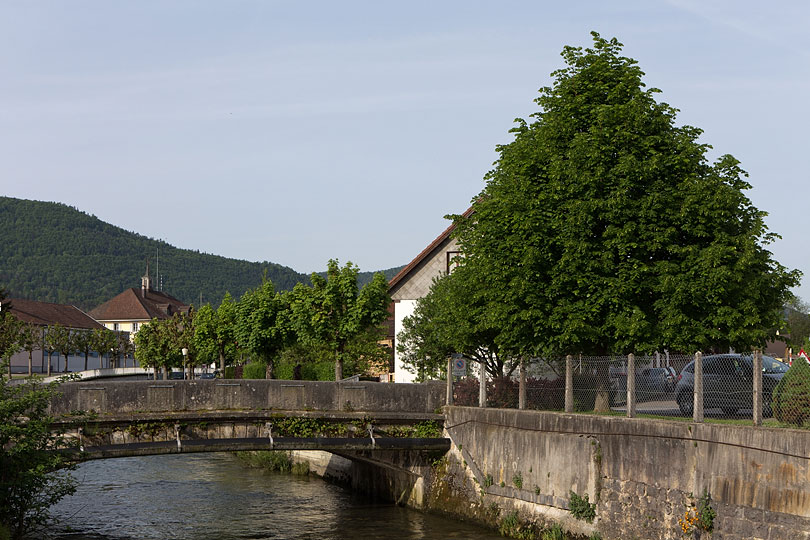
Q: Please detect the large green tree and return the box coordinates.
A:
[235,280,291,379]
[195,293,238,374]
[18,323,41,377]
[452,33,799,362]
[290,260,390,381]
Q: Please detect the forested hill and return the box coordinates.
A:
[0,197,403,311]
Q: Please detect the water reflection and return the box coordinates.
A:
[49,453,503,540]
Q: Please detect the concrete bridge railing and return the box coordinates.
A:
[48,379,446,416]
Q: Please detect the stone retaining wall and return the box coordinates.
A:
[437,406,810,540]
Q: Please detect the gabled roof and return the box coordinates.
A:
[89,288,190,322]
[8,298,105,330]
[388,206,474,294]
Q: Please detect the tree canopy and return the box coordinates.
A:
[450,32,799,357]
[290,260,390,380]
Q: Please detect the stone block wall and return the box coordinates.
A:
[439,406,810,539]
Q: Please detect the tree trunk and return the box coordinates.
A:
[593,357,612,413]
[335,345,344,381]
[28,351,33,376]
[265,358,275,380]
[219,349,225,375]
[84,352,88,371]
[47,352,52,376]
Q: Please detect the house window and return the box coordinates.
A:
[132,322,139,332]
[446,251,463,274]
[113,323,119,331]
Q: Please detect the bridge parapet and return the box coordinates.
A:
[48,379,446,416]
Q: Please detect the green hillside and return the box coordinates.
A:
[0,197,403,310]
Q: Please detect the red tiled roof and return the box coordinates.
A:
[8,298,105,329]
[388,206,474,293]
[89,288,190,322]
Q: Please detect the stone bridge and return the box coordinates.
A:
[47,379,450,508]
[48,379,449,460]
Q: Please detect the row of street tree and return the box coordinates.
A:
[134,259,391,381]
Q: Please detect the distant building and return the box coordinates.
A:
[388,207,472,383]
[6,298,105,373]
[89,267,191,337]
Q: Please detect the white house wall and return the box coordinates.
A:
[393,299,417,383]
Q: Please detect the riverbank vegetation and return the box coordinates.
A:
[0,372,77,539]
[235,451,310,476]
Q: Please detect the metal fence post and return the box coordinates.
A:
[446,356,453,406]
[693,351,704,423]
[565,355,574,413]
[753,349,762,426]
[479,361,487,408]
[627,353,636,418]
[519,357,526,410]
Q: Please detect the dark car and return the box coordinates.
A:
[637,367,677,395]
[198,372,216,379]
[674,354,788,416]
[168,371,185,380]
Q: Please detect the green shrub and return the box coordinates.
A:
[242,361,267,379]
[569,491,596,522]
[498,510,537,539]
[773,357,810,426]
[223,366,235,379]
[291,460,310,476]
[236,450,292,472]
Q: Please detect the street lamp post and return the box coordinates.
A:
[182,347,188,380]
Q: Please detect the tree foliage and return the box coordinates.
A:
[194,293,238,373]
[235,280,291,379]
[290,260,390,380]
[132,315,192,375]
[784,299,810,348]
[451,32,799,358]
[0,377,77,539]
[772,357,810,426]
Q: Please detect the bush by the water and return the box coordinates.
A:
[236,451,310,476]
[773,357,810,426]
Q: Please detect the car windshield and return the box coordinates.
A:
[762,356,788,373]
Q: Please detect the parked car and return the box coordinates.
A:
[674,354,788,416]
[199,372,216,379]
[636,367,677,395]
[168,371,185,380]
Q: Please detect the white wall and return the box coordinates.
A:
[393,299,418,383]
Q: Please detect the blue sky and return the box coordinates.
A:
[2,1,809,299]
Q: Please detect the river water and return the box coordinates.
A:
[47,453,504,540]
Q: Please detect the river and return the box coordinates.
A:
[47,453,505,539]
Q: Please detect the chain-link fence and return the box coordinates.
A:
[446,351,810,427]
